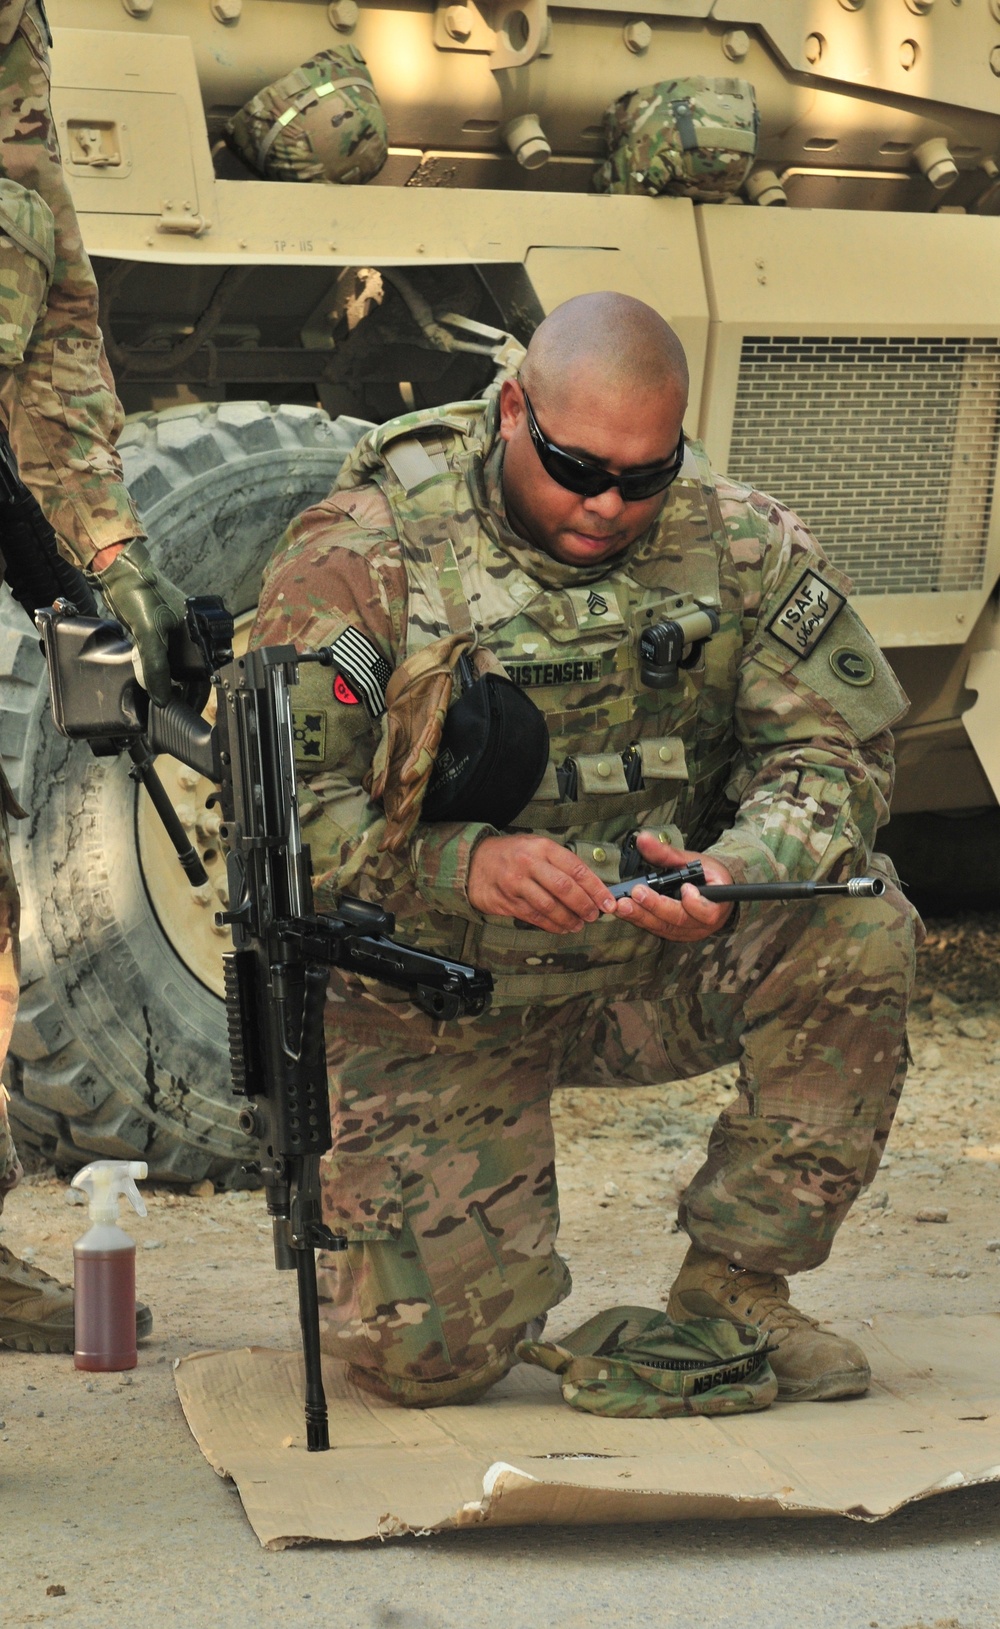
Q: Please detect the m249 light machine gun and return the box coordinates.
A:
[36,599,492,1452]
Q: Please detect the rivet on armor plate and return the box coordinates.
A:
[623,21,652,55]
[444,4,473,40]
[328,0,359,28]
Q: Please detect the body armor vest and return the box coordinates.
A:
[334,402,746,1004]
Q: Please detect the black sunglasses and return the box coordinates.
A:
[522,390,685,502]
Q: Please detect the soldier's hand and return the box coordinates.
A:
[88,539,186,707]
[468,835,617,934]
[614,830,734,942]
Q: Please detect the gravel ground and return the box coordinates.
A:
[2,916,999,1628]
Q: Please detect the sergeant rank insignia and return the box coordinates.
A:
[767,569,846,659]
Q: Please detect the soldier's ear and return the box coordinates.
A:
[498,378,524,443]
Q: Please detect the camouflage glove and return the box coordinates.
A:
[367,630,475,854]
[516,1305,777,1419]
[89,539,186,707]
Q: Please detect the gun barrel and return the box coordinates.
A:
[613,863,887,904]
[700,877,886,901]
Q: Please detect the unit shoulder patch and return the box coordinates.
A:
[767,569,846,659]
[828,645,875,687]
[292,710,327,763]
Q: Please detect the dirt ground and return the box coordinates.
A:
[2,915,1000,1627]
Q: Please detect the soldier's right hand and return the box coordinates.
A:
[468,835,617,933]
[87,539,186,708]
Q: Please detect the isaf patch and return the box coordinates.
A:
[326,627,392,718]
[767,570,847,659]
[292,710,326,762]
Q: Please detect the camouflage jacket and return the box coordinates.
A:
[252,397,907,1004]
[0,2,30,47]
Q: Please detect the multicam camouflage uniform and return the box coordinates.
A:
[0,0,142,1203]
[251,393,921,1408]
[0,0,142,565]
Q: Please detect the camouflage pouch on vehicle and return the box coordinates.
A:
[595,76,759,201]
[226,45,387,185]
[0,178,55,365]
[516,1305,777,1419]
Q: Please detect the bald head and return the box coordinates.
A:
[520,292,688,408]
[499,293,688,570]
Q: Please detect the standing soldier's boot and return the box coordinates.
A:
[665,1244,870,1402]
[0,1242,153,1354]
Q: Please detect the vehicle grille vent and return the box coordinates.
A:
[727,336,1000,595]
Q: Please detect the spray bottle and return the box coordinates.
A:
[71,1160,148,1372]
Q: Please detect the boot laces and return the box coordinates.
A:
[723,1263,817,1335]
[0,1242,67,1288]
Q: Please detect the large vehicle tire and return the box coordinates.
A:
[4,401,369,1184]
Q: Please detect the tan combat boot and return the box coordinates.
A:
[665,1244,870,1402]
[0,1243,153,1354]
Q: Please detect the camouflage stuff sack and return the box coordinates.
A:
[594,76,759,201]
[516,1305,777,1419]
[0,178,55,365]
[226,46,387,185]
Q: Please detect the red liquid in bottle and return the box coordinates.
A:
[74,1247,137,1372]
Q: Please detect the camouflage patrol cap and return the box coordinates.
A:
[516,1304,777,1419]
[226,45,387,185]
[594,76,759,202]
[0,178,55,366]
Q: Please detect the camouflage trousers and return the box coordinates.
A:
[318,874,919,1407]
[0,787,20,1212]
[0,3,142,564]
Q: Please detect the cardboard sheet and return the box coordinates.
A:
[174,1315,1000,1547]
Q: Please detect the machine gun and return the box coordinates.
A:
[36,598,492,1452]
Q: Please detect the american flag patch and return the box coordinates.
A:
[327,627,392,719]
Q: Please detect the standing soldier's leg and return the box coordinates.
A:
[0,2,142,565]
[0,790,77,1353]
[317,981,575,1405]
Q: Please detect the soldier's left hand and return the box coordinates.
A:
[614,830,734,942]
